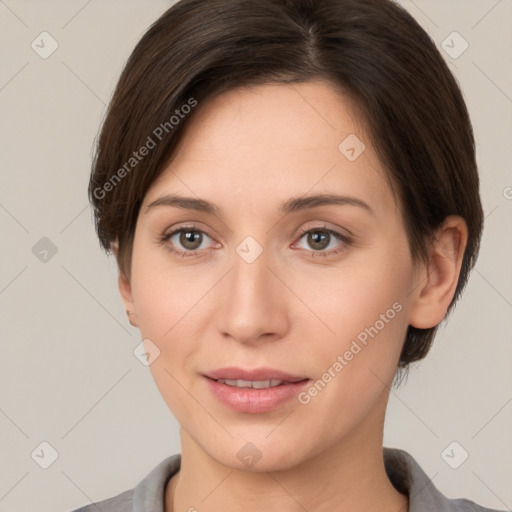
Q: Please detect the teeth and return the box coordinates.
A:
[217,379,284,388]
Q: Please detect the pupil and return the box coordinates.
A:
[310,231,328,250]
[181,230,201,249]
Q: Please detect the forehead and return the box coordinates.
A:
[143,80,398,220]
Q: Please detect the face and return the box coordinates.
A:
[121,80,422,472]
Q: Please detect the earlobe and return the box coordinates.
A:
[112,243,139,328]
[118,272,139,328]
[408,215,468,329]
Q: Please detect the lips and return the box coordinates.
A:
[203,367,308,383]
[215,378,284,389]
[203,367,310,413]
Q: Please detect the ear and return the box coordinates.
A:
[118,271,139,327]
[112,244,139,328]
[408,215,468,329]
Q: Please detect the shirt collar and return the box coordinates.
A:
[384,447,448,511]
[131,447,461,512]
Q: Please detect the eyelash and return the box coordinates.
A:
[159,224,352,259]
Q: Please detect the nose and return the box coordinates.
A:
[215,242,289,345]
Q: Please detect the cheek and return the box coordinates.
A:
[295,248,413,404]
[129,236,201,337]
[302,247,412,349]
[130,259,207,423]
[128,239,215,392]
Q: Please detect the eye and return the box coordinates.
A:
[159,224,352,259]
[294,225,351,257]
[160,226,215,257]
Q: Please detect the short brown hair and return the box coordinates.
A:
[89,0,483,371]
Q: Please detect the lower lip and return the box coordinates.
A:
[204,377,310,413]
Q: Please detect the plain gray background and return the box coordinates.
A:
[0,1,511,511]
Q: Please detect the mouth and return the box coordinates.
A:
[213,378,289,389]
[203,367,310,413]
[204,366,308,381]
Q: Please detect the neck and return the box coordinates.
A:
[165,397,408,512]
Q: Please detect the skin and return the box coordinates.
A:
[118,80,468,512]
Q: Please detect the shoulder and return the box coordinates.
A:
[67,453,181,512]
[69,489,132,512]
[445,497,507,512]
[383,447,506,512]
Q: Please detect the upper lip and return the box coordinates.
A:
[203,367,309,383]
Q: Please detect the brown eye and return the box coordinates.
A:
[306,230,331,251]
[161,226,214,257]
[294,226,352,258]
[178,229,203,250]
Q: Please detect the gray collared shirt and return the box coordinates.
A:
[70,447,506,512]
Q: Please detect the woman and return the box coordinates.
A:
[73,0,505,511]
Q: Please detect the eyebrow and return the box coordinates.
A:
[145,193,375,216]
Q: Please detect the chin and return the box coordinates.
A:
[198,433,313,474]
